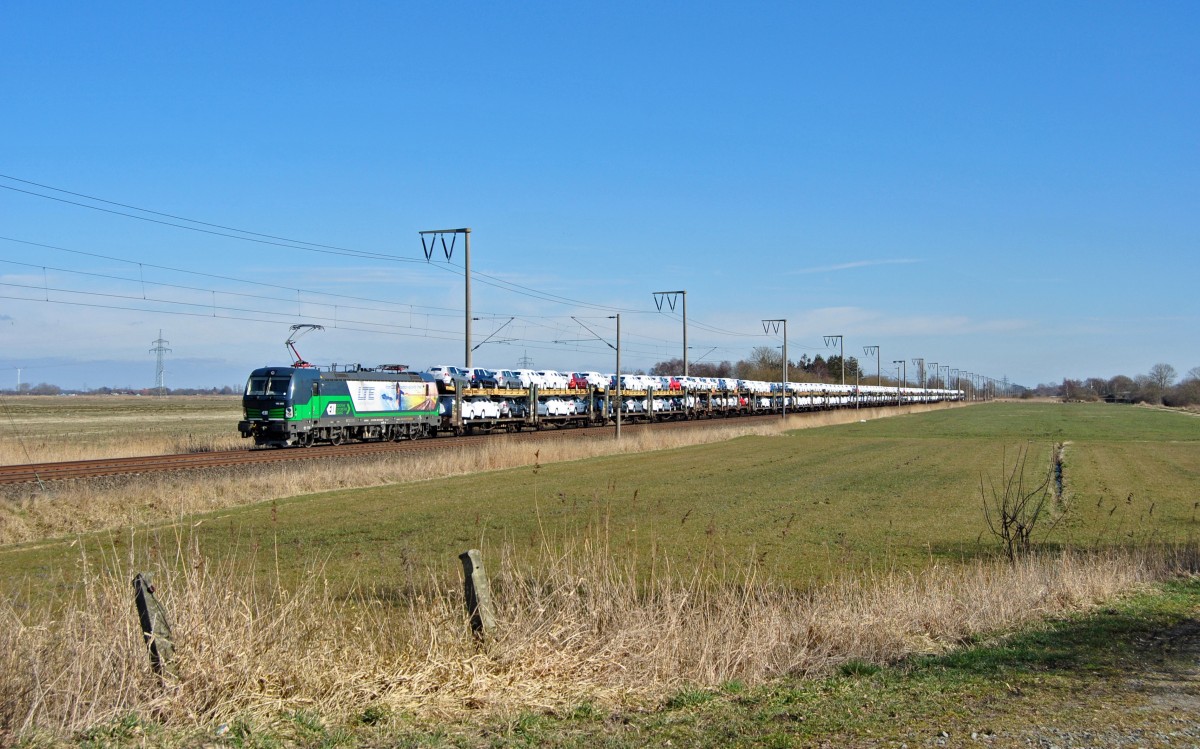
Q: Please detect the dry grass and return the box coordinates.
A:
[0,396,243,466]
[0,432,243,465]
[0,403,962,546]
[2,531,1195,743]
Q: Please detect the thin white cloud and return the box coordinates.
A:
[789,259,922,275]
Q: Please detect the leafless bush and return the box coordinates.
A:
[980,446,1064,562]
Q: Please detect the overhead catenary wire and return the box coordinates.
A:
[0,235,670,325]
[0,183,414,263]
[0,291,475,344]
[1,175,776,331]
[0,174,790,367]
[0,238,705,355]
[0,263,688,359]
[0,255,466,320]
[0,173,396,255]
[0,287,678,361]
[0,235,469,316]
[2,174,791,331]
[1,176,643,314]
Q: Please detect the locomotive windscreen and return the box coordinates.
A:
[246,376,291,396]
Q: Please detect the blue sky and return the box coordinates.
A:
[1,2,1196,390]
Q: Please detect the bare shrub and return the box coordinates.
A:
[980,446,1064,562]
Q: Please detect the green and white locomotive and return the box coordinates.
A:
[238,364,441,447]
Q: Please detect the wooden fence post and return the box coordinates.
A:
[132,573,177,680]
[459,549,496,640]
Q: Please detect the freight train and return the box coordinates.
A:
[238,363,964,448]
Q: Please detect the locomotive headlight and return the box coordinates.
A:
[261,410,268,417]
[285,406,294,418]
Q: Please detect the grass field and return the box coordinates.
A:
[0,395,244,464]
[10,401,1195,587]
[2,401,1199,745]
[0,401,959,546]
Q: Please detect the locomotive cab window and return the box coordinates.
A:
[246,377,292,396]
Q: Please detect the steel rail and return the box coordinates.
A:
[0,414,784,485]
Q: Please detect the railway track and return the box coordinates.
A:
[0,413,784,485]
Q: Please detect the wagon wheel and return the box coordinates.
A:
[329,430,344,446]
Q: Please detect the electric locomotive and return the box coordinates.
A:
[238,364,440,447]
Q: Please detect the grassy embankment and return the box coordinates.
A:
[9,400,1194,582]
[1,401,1198,745]
[0,396,959,545]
